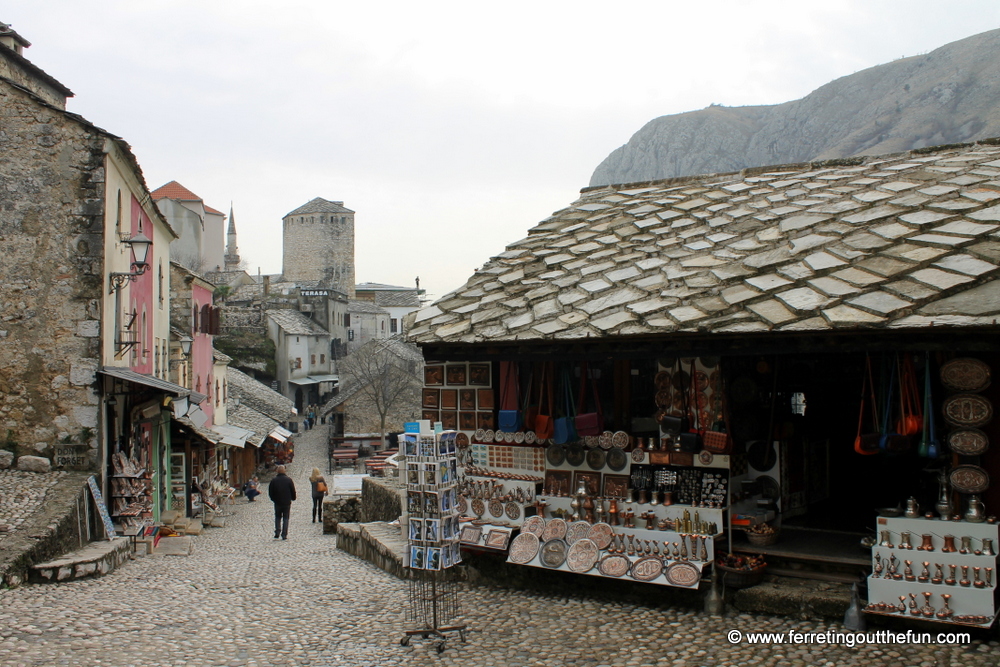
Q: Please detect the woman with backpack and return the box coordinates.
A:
[309,467,328,523]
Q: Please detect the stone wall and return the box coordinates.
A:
[281,212,355,298]
[360,476,404,523]
[0,78,106,466]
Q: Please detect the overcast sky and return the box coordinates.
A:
[6,2,1000,300]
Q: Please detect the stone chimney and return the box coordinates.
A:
[0,21,74,109]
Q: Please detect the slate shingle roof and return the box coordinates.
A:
[284,197,354,217]
[227,367,294,421]
[267,308,330,336]
[374,291,421,307]
[409,142,1000,345]
[348,299,389,315]
[226,403,278,446]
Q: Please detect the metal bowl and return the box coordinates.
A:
[877,507,902,517]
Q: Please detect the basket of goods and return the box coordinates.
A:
[715,553,767,589]
[745,522,779,546]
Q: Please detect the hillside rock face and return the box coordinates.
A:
[591,29,1000,186]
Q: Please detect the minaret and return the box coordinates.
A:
[224,203,241,270]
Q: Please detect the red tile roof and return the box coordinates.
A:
[204,205,224,216]
[151,180,201,201]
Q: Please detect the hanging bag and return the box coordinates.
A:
[703,368,732,455]
[879,356,911,452]
[497,361,522,433]
[896,353,923,436]
[677,360,702,453]
[918,352,940,458]
[534,363,555,440]
[574,362,605,436]
[854,355,881,455]
[659,359,690,435]
[553,365,577,445]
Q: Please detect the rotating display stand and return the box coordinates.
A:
[401,426,467,653]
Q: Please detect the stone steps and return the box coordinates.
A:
[29,538,131,584]
[337,522,409,580]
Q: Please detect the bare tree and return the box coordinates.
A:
[338,339,422,448]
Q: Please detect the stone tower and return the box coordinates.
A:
[224,203,241,270]
[281,197,355,297]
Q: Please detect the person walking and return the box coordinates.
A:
[269,465,296,540]
[310,467,328,523]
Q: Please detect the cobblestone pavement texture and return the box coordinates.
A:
[1,429,999,666]
[0,470,67,538]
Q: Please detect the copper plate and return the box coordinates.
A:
[584,435,599,448]
[547,443,566,467]
[612,431,629,448]
[539,539,568,568]
[521,515,545,537]
[599,431,613,449]
[586,522,614,550]
[631,448,646,463]
[483,429,495,443]
[942,394,993,428]
[456,432,469,447]
[541,518,568,542]
[606,447,628,472]
[949,465,990,494]
[693,371,709,392]
[655,370,671,390]
[940,358,992,393]
[586,447,606,470]
[947,429,989,456]
[458,496,468,514]
[471,498,485,517]
[508,532,540,564]
[489,499,504,518]
[566,538,600,573]
[665,562,700,587]
[566,444,586,467]
[566,521,592,545]
[505,501,522,520]
[598,554,631,578]
[474,429,486,442]
[655,389,672,407]
[630,555,664,582]
[699,450,714,465]
[513,431,525,444]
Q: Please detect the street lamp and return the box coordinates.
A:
[109,231,152,293]
[179,335,193,356]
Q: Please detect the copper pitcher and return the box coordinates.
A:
[942,535,957,553]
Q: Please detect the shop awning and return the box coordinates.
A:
[100,366,208,404]
[269,425,292,443]
[213,424,254,448]
[175,416,220,445]
[288,375,339,385]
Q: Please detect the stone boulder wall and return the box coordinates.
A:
[322,496,361,534]
[17,456,51,473]
[360,477,404,523]
[0,450,12,469]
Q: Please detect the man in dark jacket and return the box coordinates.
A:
[268,465,296,539]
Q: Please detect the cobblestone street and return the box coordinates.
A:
[1,428,999,666]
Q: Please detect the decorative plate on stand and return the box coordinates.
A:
[599,431,614,449]
[566,521,591,545]
[566,444,586,467]
[524,431,537,445]
[598,554,631,578]
[513,431,525,444]
[457,496,468,514]
[950,465,990,494]
[539,539,568,568]
[566,538,599,573]
[541,517,568,541]
[606,447,628,472]
[483,430,495,443]
[630,555,664,582]
[631,447,646,464]
[941,358,991,393]
[471,498,485,517]
[505,502,522,520]
[489,499,504,518]
[665,562,700,587]
[612,431,629,448]
[586,522,614,550]
[547,443,566,467]
[943,394,993,428]
[521,515,545,537]
[508,532,540,564]
[586,447,606,470]
[475,429,486,442]
[456,433,469,448]
[947,429,989,456]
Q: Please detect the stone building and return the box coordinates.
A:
[355,281,425,335]
[346,299,391,354]
[281,197,355,297]
[0,25,182,476]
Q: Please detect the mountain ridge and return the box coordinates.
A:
[590,28,1000,186]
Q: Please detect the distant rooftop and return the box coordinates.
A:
[268,308,330,336]
[284,197,354,217]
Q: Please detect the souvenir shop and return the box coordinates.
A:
[415,327,1000,627]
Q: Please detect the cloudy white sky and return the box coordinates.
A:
[6,2,999,300]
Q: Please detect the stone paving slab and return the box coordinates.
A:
[0,426,998,666]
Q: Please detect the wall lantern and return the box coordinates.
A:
[109,231,152,293]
